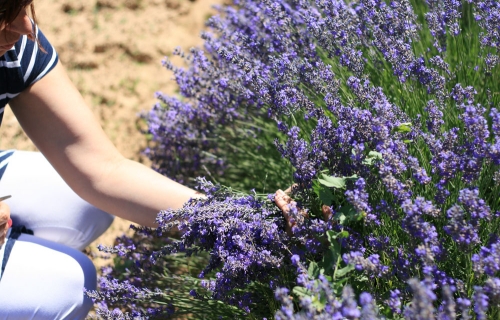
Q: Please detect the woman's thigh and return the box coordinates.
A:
[0,233,96,320]
[0,150,114,250]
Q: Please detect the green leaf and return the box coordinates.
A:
[338,230,349,238]
[362,150,383,166]
[336,212,347,224]
[335,264,355,278]
[355,211,367,221]
[324,242,342,271]
[312,180,322,198]
[326,230,336,242]
[362,158,374,166]
[321,241,342,274]
[293,286,310,297]
[319,188,334,206]
[318,175,346,189]
[321,239,347,275]
[308,261,321,278]
[335,204,357,224]
[326,230,349,242]
[317,174,358,189]
[393,122,412,133]
[321,250,335,268]
[321,247,335,272]
[331,242,341,261]
[332,277,350,295]
[311,294,327,310]
[367,150,383,158]
[345,174,359,181]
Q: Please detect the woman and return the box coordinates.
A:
[0,1,206,319]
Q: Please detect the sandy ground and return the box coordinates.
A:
[0,0,223,266]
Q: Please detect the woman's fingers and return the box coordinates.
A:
[275,189,310,235]
[0,222,7,246]
[0,202,11,246]
[275,189,294,234]
[322,205,333,221]
[283,184,298,195]
[275,189,292,213]
[276,188,334,237]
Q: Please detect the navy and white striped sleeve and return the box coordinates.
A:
[0,27,59,127]
[19,26,58,88]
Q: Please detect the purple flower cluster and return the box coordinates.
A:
[474,0,500,70]
[490,107,500,165]
[86,269,170,319]
[401,197,441,255]
[426,0,463,51]
[274,280,379,320]
[403,278,436,319]
[153,177,290,310]
[472,238,500,276]
[444,188,492,249]
[142,94,225,185]
[342,251,389,278]
[345,178,375,223]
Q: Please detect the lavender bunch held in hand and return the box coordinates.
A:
[153,177,290,312]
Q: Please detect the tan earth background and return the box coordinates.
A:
[0,0,224,267]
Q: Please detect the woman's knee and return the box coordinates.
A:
[0,150,115,250]
[0,235,97,319]
[31,207,115,250]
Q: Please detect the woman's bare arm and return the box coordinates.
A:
[9,62,201,227]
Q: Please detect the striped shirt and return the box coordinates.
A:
[0,26,59,126]
[0,149,14,179]
[0,27,58,179]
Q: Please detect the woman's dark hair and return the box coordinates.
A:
[0,1,45,52]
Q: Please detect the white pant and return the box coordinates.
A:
[0,151,114,319]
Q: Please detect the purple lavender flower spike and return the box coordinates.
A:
[459,103,490,184]
[401,197,441,255]
[456,297,471,320]
[438,286,456,320]
[386,289,402,314]
[426,0,462,51]
[424,100,444,135]
[359,292,378,319]
[404,278,436,319]
[341,285,361,319]
[472,238,500,276]
[345,177,376,224]
[443,204,480,249]
[474,0,500,71]
[343,251,389,278]
[473,286,489,320]
[274,288,295,320]
[490,108,500,165]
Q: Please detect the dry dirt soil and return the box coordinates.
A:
[0,0,223,267]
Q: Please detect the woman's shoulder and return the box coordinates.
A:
[15,27,59,88]
[0,28,60,125]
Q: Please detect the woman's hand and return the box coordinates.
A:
[274,188,308,235]
[0,201,11,246]
[275,187,333,235]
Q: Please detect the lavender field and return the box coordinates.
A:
[88,0,500,318]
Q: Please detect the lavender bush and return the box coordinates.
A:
[89,0,500,318]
